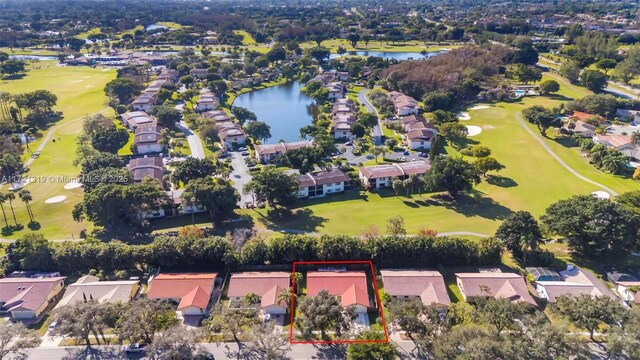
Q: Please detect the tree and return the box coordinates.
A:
[387,300,450,355]
[424,156,480,198]
[0,193,9,228]
[244,121,272,142]
[115,298,178,345]
[522,105,560,136]
[559,60,581,83]
[392,179,403,196]
[553,294,625,340]
[608,306,640,359]
[0,60,26,77]
[511,64,542,84]
[92,127,129,153]
[205,305,258,343]
[231,106,257,125]
[146,326,207,360]
[473,297,527,335]
[541,195,640,258]
[152,105,181,128]
[104,78,143,105]
[495,211,543,260]
[386,215,406,235]
[347,329,397,360]
[6,233,51,270]
[538,80,560,95]
[422,91,454,111]
[18,189,33,222]
[474,157,504,176]
[246,322,290,360]
[0,321,41,360]
[461,145,491,158]
[172,157,217,185]
[431,110,458,125]
[581,70,608,93]
[347,33,360,48]
[244,166,299,207]
[439,122,468,144]
[595,58,617,75]
[5,192,17,226]
[297,290,356,339]
[182,177,238,218]
[308,46,331,63]
[53,301,114,347]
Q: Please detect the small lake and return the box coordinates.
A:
[330,50,448,61]
[9,55,58,61]
[233,81,316,144]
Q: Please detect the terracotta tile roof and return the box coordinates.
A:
[227,272,290,308]
[147,273,217,310]
[358,164,405,179]
[307,271,370,307]
[456,272,536,306]
[571,111,604,123]
[177,285,210,310]
[380,270,450,306]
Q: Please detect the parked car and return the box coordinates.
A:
[125,343,147,354]
[403,150,410,156]
[345,141,353,146]
[48,321,58,332]
[238,147,247,152]
[241,151,250,156]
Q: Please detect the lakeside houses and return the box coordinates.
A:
[358,161,430,190]
[254,141,314,164]
[203,109,233,123]
[528,265,619,303]
[128,156,166,184]
[216,122,246,148]
[120,111,157,131]
[54,275,139,309]
[607,270,640,305]
[331,98,357,140]
[134,123,164,155]
[380,270,451,307]
[326,81,346,100]
[306,271,372,315]
[227,272,291,315]
[296,168,351,198]
[195,88,219,113]
[388,91,419,116]
[455,271,537,306]
[400,115,438,150]
[147,273,218,316]
[0,276,66,320]
[130,69,179,112]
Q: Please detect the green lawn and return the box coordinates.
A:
[234,30,257,46]
[0,62,116,239]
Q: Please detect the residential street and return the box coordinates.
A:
[357,88,383,145]
[229,151,253,207]
[175,121,206,159]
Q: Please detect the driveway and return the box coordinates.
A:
[229,151,253,206]
[357,88,383,145]
[175,121,205,159]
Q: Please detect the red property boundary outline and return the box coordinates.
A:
[289,260,389,344]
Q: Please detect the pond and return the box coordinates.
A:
[233,81,317,144]
[9,55,58,61]
[329,50,448,61]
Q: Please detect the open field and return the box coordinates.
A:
[0,62,116,239]
[234,30,257,45]
[240,72,639,237]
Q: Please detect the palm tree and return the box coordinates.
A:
[291,272,303,295]
[601,152,627,174]
[5,192,18,226]
[18,190,33,222]
[632,131,640,148]
[277,288,293,309]
[0,193,8,228]
[372,146,383,162]
[519,233,539,264]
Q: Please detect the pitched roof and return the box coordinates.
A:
[147,273,217,310]
[227,272,290,308]
[358,164,405,179]
[298,169,350,189]
[456,272,536,306]
[535,266,618,302]
[177,285,210,310]
[380,270,450,306]
[571,111,603,122]
[54,275,138,309]
[307,271,370,307]
[0,277,66,313]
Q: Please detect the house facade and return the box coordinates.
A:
[226,272,291,315]
[306,271,371,314]
[296,169,351,198]
[134,124,164,154]
[146,273,217,316]
[0,277,66,319]
[254,141,313,164]
[456,272,536,306]
[380,270,451,307]
[358,161,430,190]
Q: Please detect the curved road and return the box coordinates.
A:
[515,112,618,197]
[175,121,205,159]
[357,88,383,145]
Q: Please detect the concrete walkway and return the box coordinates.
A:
[357,88,383,145]
[175,121,205,159]
[229,151,253,206]
[515,112,618,197]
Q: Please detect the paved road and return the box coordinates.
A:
[175,121,205,159]
[515,112,618,197]
[229,151,253,206]
[357,88,383,145]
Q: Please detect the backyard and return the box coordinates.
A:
[0,61,116,239]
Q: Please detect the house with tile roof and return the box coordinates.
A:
[227,272,291,315]
[358,161,430,189]
[456,272,536,306]
[147,273,218,316]
[380,270,451,307]
[54,275,139,309]
[134,124,164,155]
[0,277,66,319]
[306,271,371,313]
[254,141,313,164]
[296,169,351,198]
[128,156,165,184]
[388,91,419,116]
[532,265,619,303]
[121,111,157,131]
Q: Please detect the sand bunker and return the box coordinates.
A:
[45,195,67,204]
[591,191,610,200]
[457,112,471,121]
[466,125,482,137]
[469,105,490,111]
[64,181,82,190]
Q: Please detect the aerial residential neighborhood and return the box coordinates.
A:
[2,0,640,359]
